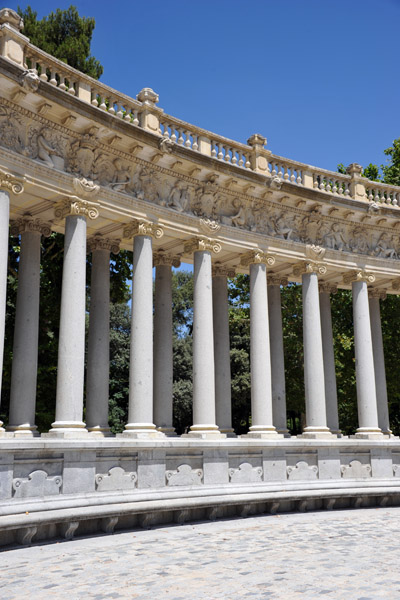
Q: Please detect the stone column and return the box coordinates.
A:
[0,188,10,433]
[343,270,382,438]
[212,263,235,436]
[86,236,120,436]
[0,174,23,433]
[241,250,278,438]
[123,220,164,438]
[267,276,289,435]
[49,199,99,436]
[369,289,391,435]
[8,218,51,436]
[293,259,331,438]
[319,283,341,435]
[153,251,180,435]
[184,237,224,438]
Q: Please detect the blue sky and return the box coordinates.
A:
[8,0,400,173]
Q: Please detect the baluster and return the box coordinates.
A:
[91,90,98,106]
[162,123,170,137]
[332,180,338,194]
[124,108,132,122]
[272,163,278,177]
[313,174,319,189]
[319,175,325,190]
[245,155,251,169]
[211,141,217,158]
[192,134,199,151]
[326,178,332,192]
[177,129,184,145]
[283,165,290,181]
[290,168,296,183]
[184,130,191,148]
[297,170,302,185]
[108,99,115,115]
[217,143,224,160]
[116,103,124,119]
[67,80,75,95]
[59,75,67,91]
[278,163,284,179]
[98,95,106,111]
[367,188,373,201]
[132,110,139,126]
[344,181,350,196]
[170,126,176,142]
[49,68,57,86]
[231,148,238,165]
[224,146,231,162]
[238,153,244,167]
[393,192,398,206]
[39,63,48,81]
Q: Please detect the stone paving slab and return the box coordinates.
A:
[1,507,400,599]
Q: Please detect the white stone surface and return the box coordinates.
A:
[319,289,340,434]
[369,295,391,434]
[0,189,9,430]
[268,283,288,434]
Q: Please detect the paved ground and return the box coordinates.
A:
[1,507,400,599]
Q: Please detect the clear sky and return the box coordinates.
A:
[7,0,400,173]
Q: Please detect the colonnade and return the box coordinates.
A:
[0,189,393,439]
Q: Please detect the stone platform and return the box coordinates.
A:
[1,437,400,547]
[2,507,400,599]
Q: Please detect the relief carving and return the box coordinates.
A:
[13,470,62,498]
[165,464,203,486]
[286,461,318,480]
[229,462,263,483]
[95,466,137,491]
[340,460,372,479]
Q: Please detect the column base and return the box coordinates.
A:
[44,421,88,438]
[352,427,384,439]
[329,429,343,437]
[182,425,226,439]
[119,423,165,439]
[243,426,281,439]
[220,428,236,438]
[277,428,291,437]
[157,427,177,436]
[7,425,40,437]
[300,426,333,439]
[87,426,113,437]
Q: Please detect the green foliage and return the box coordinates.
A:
[108,303,130,433]
[382,138,400,186]
[17,5,103,79]
[362,163,381,182]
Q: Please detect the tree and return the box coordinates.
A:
[17,5,103,79]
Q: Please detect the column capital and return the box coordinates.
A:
[153,250,181,268]
[0,169,24,195]
[319,282,338,295]
[184,236,222,255]
[212,262,236,278]
[267,275,288,286]
[240,249,275,268]
[343,269,375,285]
[123,219,163,240]
[10,216,51,237]
[392,278,400,291]
[88,235,120,254]
[293,260,327,277]
[368,288,387,300]
[54,196,100,220]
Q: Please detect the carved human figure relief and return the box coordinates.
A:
[109,158,132,191]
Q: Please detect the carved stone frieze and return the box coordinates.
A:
[88,235,120,254]
[10,216,51,237]
[343,270,376,285]
[184,236,222,255]
[153,251,181,268]
[54,197,100,220]
[240,249,275,267]
[0,168,24,194]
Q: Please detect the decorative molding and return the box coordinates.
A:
[341,460,372,479]
[159,135,174,153]
[343,269,376,285]
[54,197,100,220]
[0,169,24,195]
[199,218,221,234]
[165,464,203,486]
[240,249,275,267]
[293,260,327,277]
[73,176,100,199]
[95,467,137,492]
[13,470,62,498]
[212,262,236,278]
[287,461,318,481]
[88,235,120,254]
[368,288,387,300]
[184,236,222,255]
[10,216,51,237]
[153,251,181,268]
[20,69,40,92]
[267,275,288,287]
[305,244,326,260]
[319,282,338,295]
[229,463,263,484]
[123,219,164,240]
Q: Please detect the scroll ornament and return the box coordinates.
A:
[54,197,100,220]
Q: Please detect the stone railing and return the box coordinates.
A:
[1,7,400,207]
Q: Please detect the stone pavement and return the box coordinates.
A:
[1,507,400,599]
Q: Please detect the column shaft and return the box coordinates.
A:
[51,215,87,433]
[0,190,9,430]
[125,235,157,434]
[86,248,111,434]
[369,295,390,434]
[153,263,175,434]
[189,250,220,436]
[302,271,330,436]
[268,283,288,434]
[8,230,41,434]
[319,291,340,434]
[213,274,234,434]
[352,280,381,436]
[248,262,277,436]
